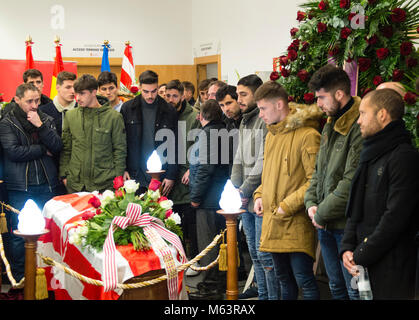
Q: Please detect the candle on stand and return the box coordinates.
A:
[14,199,48,300]
[217,180,245,300]
[146,150,166,181]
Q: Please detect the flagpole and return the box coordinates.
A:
[25,35,34,70]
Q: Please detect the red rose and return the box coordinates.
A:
[297,11,306,22]
[318,1,328,11]
[340,0,350,9]
[113,176,124,190]
[361,88,373,98]
[288,96,295,102]
[317,22,327,33]
[348,13,356,21]
[366,35,378,46]
[358,57,372,72]
[281,68,290,78]
[115,189,125,199]
[165,209,173,219]
[96,208,102,215]
[148,178,161,191]
[130,85,139,94]
[380,25,393,38]
[290,28,299,38]
[404,92,417,105]
[376,48,389,60]
[301,41,309,51]
[82,210,96,220]
[406,57,418,68]
[400,41,413,56]
[297,70,310,82]
[373,76,383,86]
[88,195,101,208]
[328,46,339,56]
[340,27,352,40]
[304,93,315,104]
[392,69,404,81]
[279,55,289,66]
[287,49,298,61]
[270,71,280,81]
[158,196,168,203]
[308,11,314,20]
[391,8,406,23]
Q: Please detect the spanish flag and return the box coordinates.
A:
[50,39,64,99]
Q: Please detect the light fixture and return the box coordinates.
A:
[146,150,162,172]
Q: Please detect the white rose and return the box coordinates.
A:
[101,190,115,206]
[69,232,81,245]
[124,180,139,193]
[159,200,173,210]
[78,226,88,236]
[168,212,181,225]
[147,189,160,200]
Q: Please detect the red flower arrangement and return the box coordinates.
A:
[303,93,315,104]
[376,48,390,60]
[317,22,327,33]
[340,27,352,40]
[400,42,413,56]
[391,8,406,23]
[373,76,383,87]
[318,1,328,10]
[270,71,280,81]
[404,92,417,105]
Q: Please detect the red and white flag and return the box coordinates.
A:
[120,42,136,93]
[25,38,35,70]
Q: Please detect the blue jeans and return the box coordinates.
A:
[7,184,56,282]
[318,229,359,300]
[241,211,279,300]
[272,252,320,300]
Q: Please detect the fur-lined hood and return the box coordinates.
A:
[267,102,324,135]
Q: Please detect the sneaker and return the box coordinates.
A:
[238,286,258,299]
[185,263,201,277]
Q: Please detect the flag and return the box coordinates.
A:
[50,40,64,99]
[101,42,111,72]
[25,38,35,70]
[120,42,136,93]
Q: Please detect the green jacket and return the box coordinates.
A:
[170,101,200,205]
[304,97,363,230]
[59,96,127,192]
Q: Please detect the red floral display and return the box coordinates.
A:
[391,8,406,23]
[318,0,328,11]
[373,76,383,87]
[400,41,413,56]
[404,92,417,105]
[88,195,101,209]
[392,69,404,81]
[113,176,124,190]
[297,70,310,82]
[340,27,352,39]
[281,68,290,78]
[340,0,350,9]
[148,178,161,191]
[290,28,299,37]
[287,49,298,61]
[380,25,393,38]
[270,71,280,81]
[358,57,372,72]
[303,93,315,104]
[406,57,418,68]
[376,48,390,60]
[297,11,306,22]
[317,22,327,33]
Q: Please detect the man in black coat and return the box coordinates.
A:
[340,88,419,299]
[120,70,178,195]
[0,83,62,282]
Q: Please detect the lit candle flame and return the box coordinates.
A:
[18,199,45,234]
[219,180,242,212]
[147,150,162,172]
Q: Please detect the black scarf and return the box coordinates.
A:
[347,120,412,222]
[13,104,45,142]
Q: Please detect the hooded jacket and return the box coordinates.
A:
[304,97,363,230]
[253,104,322,258]
[231,105,266,213]
[59,96,126,192]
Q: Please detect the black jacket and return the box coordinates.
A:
[340,121,419,299]
[189,120,230,209]
[120,94,178,183]
[39,101,78,137]
[0,103,63,192]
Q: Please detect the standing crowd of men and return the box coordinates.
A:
[0,65,418,300]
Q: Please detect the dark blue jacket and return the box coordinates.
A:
[120,94,178,183]
[0,104,62,192]
[189,120,229,209]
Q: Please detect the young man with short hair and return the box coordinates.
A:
[165,79,200,263]
[341,89,419,299]
[304,64,363,300]
[60,74,126,193]
[120,70,178,196]
[208,80,227,100]
[189,99,229,290]
[98,71,123,112]
[193,79,212,112]
[253,81,322,300]
[22,69,52,107]
[40,71,77,136]
[182,81,196,106]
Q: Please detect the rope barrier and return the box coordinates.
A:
[0,211,226,290]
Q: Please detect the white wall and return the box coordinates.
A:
[0,0,304,83]
[191,0,304,85]
[0,0,193,64]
